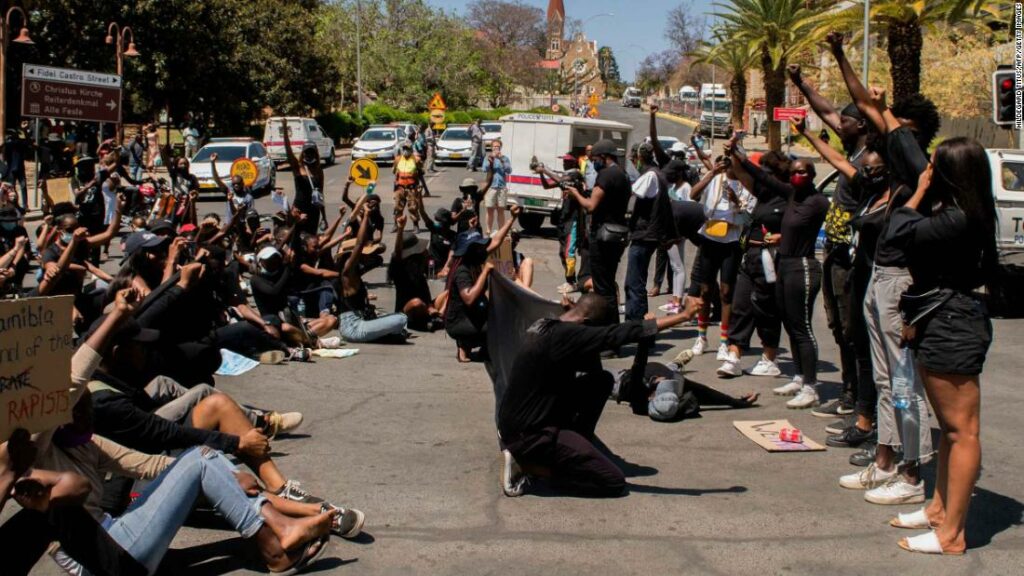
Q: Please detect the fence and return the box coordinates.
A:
[940,116,1015,149]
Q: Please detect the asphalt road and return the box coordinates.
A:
[22,104,1024,575]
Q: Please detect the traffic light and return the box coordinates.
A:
[993,70,1017,127]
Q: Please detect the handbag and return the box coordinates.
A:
[596,222,629,246]
[704,220,730,238]
[899,287,955,326]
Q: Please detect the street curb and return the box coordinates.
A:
[656,112,698,128]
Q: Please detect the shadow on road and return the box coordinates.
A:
[966,486,1024,549]
[626,484,748,496]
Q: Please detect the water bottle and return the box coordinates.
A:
[892,347,913,410]
[296,299,307,319]
[761,247,777,283]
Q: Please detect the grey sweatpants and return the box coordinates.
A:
[863,266,933,460]
[146,377,257,426]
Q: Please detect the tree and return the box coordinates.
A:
[636,50,680,95]
[466,0,547,107]
[666,1,708,55]
[690,36,756,127]
[825,0,1006,103]
[598,46,623,96]
[715,0,826,151]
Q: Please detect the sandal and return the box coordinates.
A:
[273,534,330,575]
[889,508,930,530]
[897,531,964,556]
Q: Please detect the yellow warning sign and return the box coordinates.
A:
[230,158,259,188]
[428,92,447,110]
[350,158,379,187]
[588,93,600,107]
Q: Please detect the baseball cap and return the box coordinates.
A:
[592,139,618,157]
[121,231,170,262]
[148,218,176,236]
[452,230,489,257]
[670,142,687,153]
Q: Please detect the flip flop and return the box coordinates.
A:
[897,531,964,556]
[890,508,930,530]
[274,534,330,575]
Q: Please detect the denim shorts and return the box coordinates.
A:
[913,292,992,376]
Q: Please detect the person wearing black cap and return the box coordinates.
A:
[282,120,325,235]
[390,215,445,331]
[445,205,521,362]
[788,63,871,420]
[564,138,630,328]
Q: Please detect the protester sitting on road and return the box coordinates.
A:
[498,293,702,498]
[390,215,446,331]
[336,203,409,343]
[445,205,521,362]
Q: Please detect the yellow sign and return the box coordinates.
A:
[428,92,447,110]
[230,158,259,188]
[588,93,600,107]
[0,296,75,439]
[350,158,379,187]
[430,109,447,130]
[589,106,599,118]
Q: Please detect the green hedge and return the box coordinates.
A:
[315,104,565,143]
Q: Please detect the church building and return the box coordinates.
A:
[540,0,607,98]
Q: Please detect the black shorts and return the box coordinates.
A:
[696,240,741,288]
[913,292,992,376]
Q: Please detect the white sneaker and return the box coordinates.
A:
[749,355,782,377]
[717,354,742,378]
[864,476,926,505]
[317,336,344,349]
[773,375,804,396]
[786,385,819,409]
[691,336,708,355]
[839,463,897,490]
[658,302,681,313]
[501,449,527,497]
[715,342,730,361]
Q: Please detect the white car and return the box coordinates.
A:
[190,139,275,195]
[435,125,473,165]
[352,127,402,164]
[482,122,503,151]
[263,117,335,165]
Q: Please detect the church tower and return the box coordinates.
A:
[545,0,565,60]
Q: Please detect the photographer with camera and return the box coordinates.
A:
[533,153,588,293]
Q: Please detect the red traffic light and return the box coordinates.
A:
[1002,78,1015,91]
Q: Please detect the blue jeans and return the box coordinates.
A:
[339,311,407,342]
[625,241,658,321]
[105,447,265,575]
[130,164,145,182]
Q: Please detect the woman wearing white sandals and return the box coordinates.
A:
[887,137,996,555]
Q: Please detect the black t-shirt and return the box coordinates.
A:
[670,200,706,244]
[498,318,657,439]
[885,126,929,189]
[591,163,630,233]
[41,242,88,295]
[292,171,322,233]
[889,205,985,292]
[445,263,487,328]
[389,256,432,313]
[425,220,455,266]
[251,267,291,315]
[747,195,786,243]
[833,148,867,212]
[743,159,829,258]
[0,224,27,252]
[870,184,914,268]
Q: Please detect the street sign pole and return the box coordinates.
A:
[32,118,39,209]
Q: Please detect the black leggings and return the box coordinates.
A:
[729,247,782,350]
[776,256,822,384]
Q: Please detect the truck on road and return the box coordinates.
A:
[698,84,732,138]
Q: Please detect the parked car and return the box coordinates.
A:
[388,122,416,144]
[263,117,335,165]
[435,125,473,165]
[190,138,276,195]
[352,127,402,164]
[482,122,503,151]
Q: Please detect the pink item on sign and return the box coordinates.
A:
[778,427,803,443]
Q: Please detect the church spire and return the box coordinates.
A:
[547,0,565,22]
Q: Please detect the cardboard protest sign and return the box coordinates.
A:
[733,419,826,452]
[0,296,75,439]
[487,236,516,279]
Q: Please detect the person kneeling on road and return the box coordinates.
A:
[497,293,702,498]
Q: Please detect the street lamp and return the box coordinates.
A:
[862,0,870,84]
[106,21,139,144]
[0,5,33,140]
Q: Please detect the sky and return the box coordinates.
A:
[425,0,717,82]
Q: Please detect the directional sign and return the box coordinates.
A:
[773,107,807,122]
[428,92,447,111]
[21,64,123,124]
[429,108,446,131]
[230,158,259,187]
[350,158,379,187]
[551,103,561,113]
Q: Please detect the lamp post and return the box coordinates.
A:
[862,0,870,84]
[0,5,32,140]
[106,22,139,145]
[356,0,362,115]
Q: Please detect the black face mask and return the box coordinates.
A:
[859,166,889,191]
[592,157,606,171]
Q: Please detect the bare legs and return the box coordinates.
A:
[191,394,288,492]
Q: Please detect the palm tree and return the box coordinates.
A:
[715,0,827,151]
[690,37,756,128]
[826,0,1005,103]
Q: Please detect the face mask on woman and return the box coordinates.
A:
[592,158,605,171]
[789,173,812,189]
[60,231,74,244]
[1,221,15,232]
[859,165,889,191]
